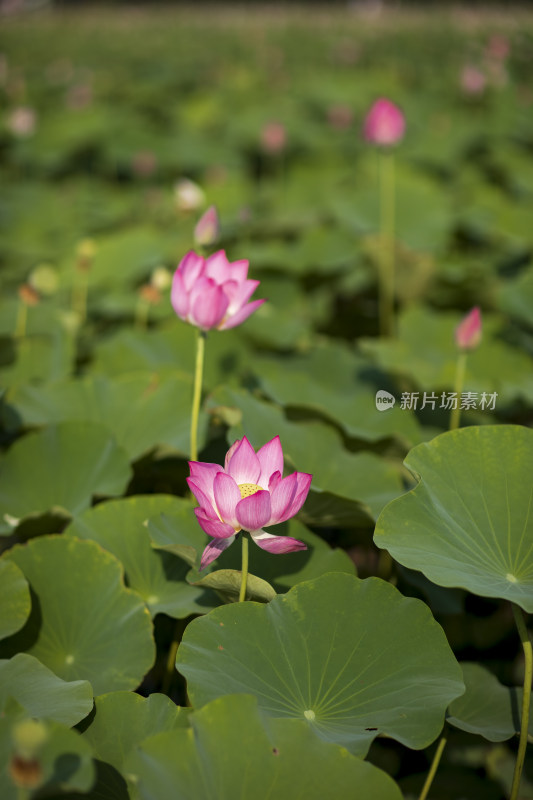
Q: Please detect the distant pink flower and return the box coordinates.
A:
[460,65,486,96]
[131,150,157,178]
[486,34,510,62]
[194,205,219,247]
[188,436,311,569]
[364,98,405,146]
[171,250,265,331]
[7,106,36,138]
[327,104,353,131]
[260,121,287,154]
[455,307,482,350]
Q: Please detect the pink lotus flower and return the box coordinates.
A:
[363,98,405,146]
[455,307,482,350]
[188,436,312,569]
[194,205,219,247]
[171,250,265,331]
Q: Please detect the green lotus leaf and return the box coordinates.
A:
[9,372,205,460]
[191,568,276,604]
[1,536,155,694]
[447,662,533,742]
[66,495,215,618]
[125,694,403,800]
[177,573,464,756]
[0,325,75,388]
[81,691,188,774]
[0,561,30,640]
[0,422,132,535]
[0,653,93,726]
[0,712,94,800]
[255,341,423,446]
[374,425,533,611]
[147,507,207,568]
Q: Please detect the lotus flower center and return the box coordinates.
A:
[238,483,264,499]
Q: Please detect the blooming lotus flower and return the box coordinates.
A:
[455,307,482,350]
[171,250,265,331]
[188,436,312,569]
[364,98,405,146]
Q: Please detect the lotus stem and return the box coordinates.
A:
[14,300,28,340]
[190,330,206,462]
[239,534,249,602]
[72,269,89,325]
[418,729,447,800]
[449,352,467,431]
[509,604,532,800]
[378,149,396,338]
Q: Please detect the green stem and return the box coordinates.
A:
[449,351,467,431]
[17,787,29,800]
[418,730,447,800]
[14,301,27,340]
[190,330,206,462]
[239,534,249,602]
[378,149,396,338]
[72,269,89,325]
[510,604,532,800]
[135,297,150,330]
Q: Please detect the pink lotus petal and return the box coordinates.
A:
[178,251,205,291]
[186,478,218,519]
[455,307,482,350]
[213,472,241,528]
[190,278,229,330]
[219,298,266,331]
[170,270,189,320]
[223,279,260,316]
[251,530,307,554]
[200,535,235,570]
[226,436,261,485]
[224,438,242,471]
[227,259,249,284]
[269,471,282,492]
[194,205,219,247]
[277,472,313,523]
[205,250,232,283]
[268,473,298,525]
[257,436,284,487]
[194,508,235,539]
[236,490,271,532]
[188,461,222,506]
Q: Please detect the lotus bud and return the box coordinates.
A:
[455,307,482,350]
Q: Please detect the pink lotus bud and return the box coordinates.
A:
[194,205,219,247]
[455,307,482,350]
[171,250,265,332]
[363,98,405,146]
[260,121,287,154]
[188,435,311,569]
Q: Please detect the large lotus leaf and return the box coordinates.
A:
[209,388,405,525]
[255,341,423,445]
[0,327,75,388]
[499,263,533,328]
[375,425,533,610]
[0,653,93,726]
[177,574,464,756]
[8,372,205,460]
[82,692,188,774]
[0,422,132,535]
[91,323,253,390]
[360,306,533,404]
[447,662,533,742]
[66,495,215,618]
[125,694,403,800]
[0,561,30,640]
[0,712,95,800]
[1,536,155,694]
